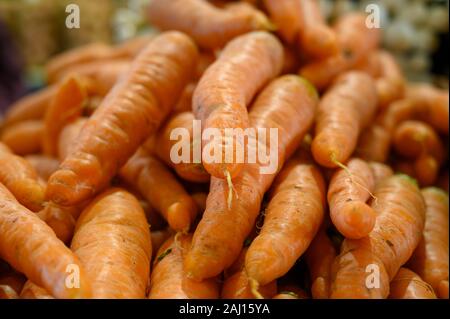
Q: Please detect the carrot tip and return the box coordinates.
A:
[249,277,264,299]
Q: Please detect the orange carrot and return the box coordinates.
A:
[408,188,448,299]
[148,234,219,299]
[57,117,87,161]
[0,120,43,155]
[146,0,273,50]
[414,154,439,187]
[119,150,198,232]
[37,202,81,244]
[20,281,53,299]
[173,83,196,115]
[245,151,326,285]
[195,52,216,81]
[0,183,91,298]
[312,71,378,168]
[25,155,60,182]
[71,188,151,298]
[374,51,405,109]
[185,75,317,280]
[389,268,437,299]
[369,162,394,186]
[150,228,175,260]
[331,175,425,298]
[113,33,157,58]
[193,31,283,180]
[46,31,198,206]
[263,0,302,44]
[0,142,46,211]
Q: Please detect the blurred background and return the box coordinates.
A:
[0,0,448,111]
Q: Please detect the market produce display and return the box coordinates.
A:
[0,0,448,300]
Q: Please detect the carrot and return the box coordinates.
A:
[299,13,380,90]
[146,0,273,50]
[191,192,208,214]
[262,0,302,44]
[305,227,338,299]
[42,76,88,156]
[407,188,448,299]
[414,154,439,187]
[57,117,87,161]
[388,268,437,299]
[71,188,151,298]
[139,199,167,232]
[113,33,157,58]
[150,228,175,260]
[37,202,81,244]
[148,234,219,299]
[245,151,326,286]
[25,155,60,181]
[330,175,426,298]
[0,183,91,298]
[20,281,53,299]
[369,162,394,186]
[195,52,216,81]
[354,52,381,78]
[119,150,198,232]
[173,83,196,115]
[0,142,46,211]
[312,71,378,168]
[193,31,283,180]
[1,85,57,129]
[185,75,317,280]
[374,51,405,109]
[297,0,338,59]
[46,31,198,206]
[0,120,43,155]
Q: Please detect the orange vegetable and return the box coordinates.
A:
[0,120,44,155]
[263,0,302,44]
[57,117,87,161]
[374,51,405,109]
[24,155,60,182]
[389,268,436,299]
[369,162,394,186]
[37,202,81,244]
[150,228,174,260]
[20,281,53,299]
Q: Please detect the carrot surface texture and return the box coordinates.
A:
[71,188,151,298]
[331,175,426,298]
[388,267,436,299]
[0,120,44,156]
[46,31,198,206]
[185,75,318,280]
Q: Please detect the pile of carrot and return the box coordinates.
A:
[0,0,448,300]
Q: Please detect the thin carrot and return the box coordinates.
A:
[388,268,437,299]
[20,281,53,299]
[148,234,219,299]
[374,51,405,109]
[57,117,87,161]
[0,120,43,155]
[185,75,317,280]
[311,71,378,168]
[46,31,198,206]
[0,183,91,298]
[146,0,273,50]
[369,162,394,187]
[193,31,283,180]
[0,142,46,211]
[330,175,426,298]
[407,188,448,299]
[71,188,151,298]
[24,155,60,182]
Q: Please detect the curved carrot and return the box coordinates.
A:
[245,152,326,285]
[42,76,88,156]
[119,150,198,232]
[0,143,46,211]
[57,117,87,161]
[331,175,426,298]
[0,120,43,155]
[408,188,448,299]
[185,75,317,280]
[25,155,60,181]
[46,31,198,206]
[305,227,337,299]
[71,188,151,298]
[193,31,283,180]
[148,234,219,299]
[146,0,273,50]
[0,183,91,298]
[263,0,302,44]
[375,51,405,109]
[389,268,436,299]
[20,281,53,299]
[328,158,377,239]
[369,162,394,186]
[312,71,378,168]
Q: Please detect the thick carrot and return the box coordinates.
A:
[148,234,219,299]
[20,281,53,299]
[369,162,394,186]
[312,71,378,168]
[46,31,198,206]
[328,158,377,239]
[185,75,317,280]
[0,143,46,211]
[147,0,273,50]
[57,117,87,161]
[374,51,405,109]
[330,175,426,298]
[245,151,326,285]
[119,150,198,232]
[0,183,91,298]
[42,76,88,156]
[0,120,43,155]
[389,268,436,299]
[408,188,448,299]
[1,85,57,129]
[71,188,151,298]
[193,31,283,180]
[305,227,338,299]
[297,0,338,59]
[25,155,60,181]
[262,0,302,44]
